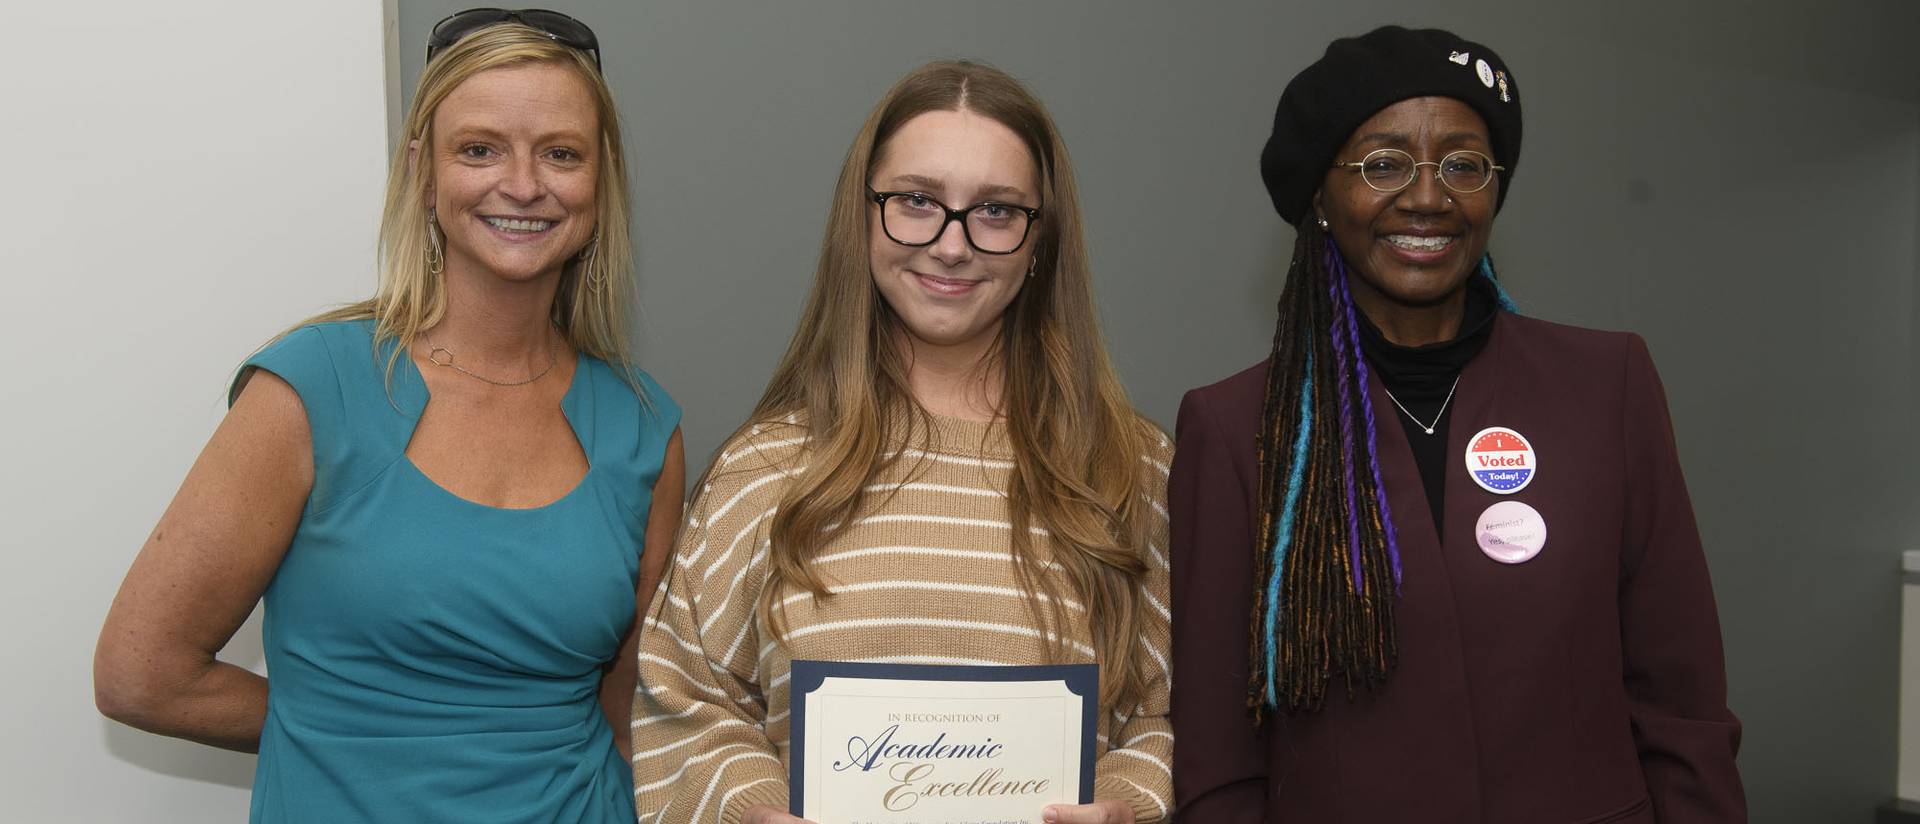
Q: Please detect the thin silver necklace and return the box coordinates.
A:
[1382,374,1460,436]
[422,328,558,387]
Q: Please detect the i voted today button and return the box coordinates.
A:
[1464,426,1536,494]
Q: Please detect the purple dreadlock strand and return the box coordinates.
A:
[1321,245,1366,591]
[1326,243,1403,590]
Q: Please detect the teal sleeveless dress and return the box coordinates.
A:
[236,320,678,823]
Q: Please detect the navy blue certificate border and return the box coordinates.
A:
[788,660,1099,815]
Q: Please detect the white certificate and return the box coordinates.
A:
[789,660,1097,824]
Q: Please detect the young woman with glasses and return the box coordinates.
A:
[93,11,681,822]
[1168,26,1744,823]
[629,60,1174,824]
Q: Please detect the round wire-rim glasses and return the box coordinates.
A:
[866,189,1042,255]
[1332,148,1507,195]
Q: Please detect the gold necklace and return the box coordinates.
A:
[421,328,558,387]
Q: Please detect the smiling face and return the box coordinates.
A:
[867,109,1042,354]
[428,60,600,287]
[1314,96,1498,312]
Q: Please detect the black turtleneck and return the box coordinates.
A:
[1354,276,1499,534]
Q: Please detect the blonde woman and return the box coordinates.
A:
[92,11,683,822]
[631,61,1172,824]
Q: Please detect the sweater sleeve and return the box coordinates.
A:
[1168,389,1269,822]
[632,428,800,824]
[1616,335,1746,822]
[1091,431,1176,822]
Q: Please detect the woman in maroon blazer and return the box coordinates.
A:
[1168,26,1744,823]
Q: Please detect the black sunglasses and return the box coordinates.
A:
[425,8,601,70]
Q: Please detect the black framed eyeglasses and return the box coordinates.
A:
[1332,148,1506,195]
[425,8,601,70]
[866,189,1042,255]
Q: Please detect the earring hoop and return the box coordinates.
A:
[425,210,445,274]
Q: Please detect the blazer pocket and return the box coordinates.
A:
[1573,795,1652,824]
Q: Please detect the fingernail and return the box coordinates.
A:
[1042,809,1058,823]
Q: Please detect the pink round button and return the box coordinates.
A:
[1475,500,1547,564]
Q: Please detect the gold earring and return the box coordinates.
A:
[426,210,445,274]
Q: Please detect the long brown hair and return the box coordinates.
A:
[288,23,636,376]
[716,60,1158,714]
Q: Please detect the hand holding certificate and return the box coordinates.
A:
[789,661,1099,824]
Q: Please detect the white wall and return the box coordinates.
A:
[0,2,392,820]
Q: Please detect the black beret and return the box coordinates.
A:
[1260,25,1522,225]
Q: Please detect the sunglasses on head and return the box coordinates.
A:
[425,8,601,70]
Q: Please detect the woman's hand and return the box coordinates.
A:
[740,805,815,824]
[1043,800,1135,823]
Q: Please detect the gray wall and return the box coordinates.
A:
[400,2,1920,820]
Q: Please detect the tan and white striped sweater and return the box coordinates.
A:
[631,413,1175,824]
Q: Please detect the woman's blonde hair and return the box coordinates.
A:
[725,60,1159,714]
[294,23,635,373]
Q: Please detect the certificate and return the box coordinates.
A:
[789,660,1097,824]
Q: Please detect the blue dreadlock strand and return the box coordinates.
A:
[1262,350,1314,706]
[1479,254,1520,313]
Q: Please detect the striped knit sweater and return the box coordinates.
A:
[631,413,1175,823]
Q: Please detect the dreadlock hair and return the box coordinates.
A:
[1250,222,1518,716]
[1480,253,1521,312]
[1249,218,1402,716]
